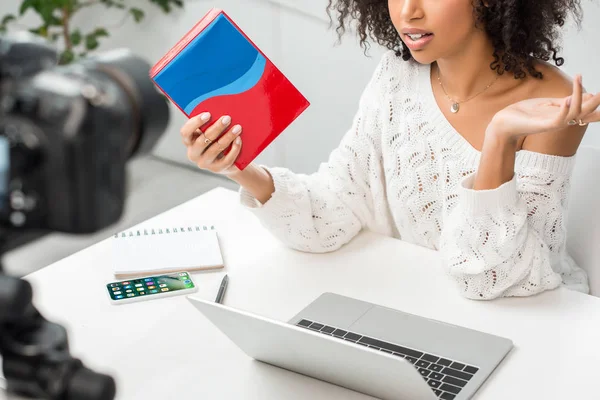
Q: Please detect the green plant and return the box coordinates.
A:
[0,0,184,64]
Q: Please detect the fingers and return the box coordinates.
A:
[565,75,583,122]
[203,124,242,164]
[213,135,243,172]
[580,92,600,118]
[204,115,233,144]
[562,74,600,127]
[579,108,600,125]
[181,112,210,146]
[583,92,595,102]
[556,96,571,125]
[187,115,232,163]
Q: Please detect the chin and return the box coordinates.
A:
[406,50,437,66]
[400,40,438,65]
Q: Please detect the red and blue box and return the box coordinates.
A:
[149,8,310,170]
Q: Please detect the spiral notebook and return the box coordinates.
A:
[111,225,224,277]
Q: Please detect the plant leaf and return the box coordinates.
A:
[19,0,38,16]
[99,0,125,9]
[82,27,110,51]
[1,15,16,25]
[27,1,62,27]
[60,48,75,64]
[130,7,144,23]
[48,14,63,26]
[71,29,82,46]
[54,0,77,7]
[93,27,109,37]
[85,35,99,50]
[149,0,171,13]
[29,26,48,37]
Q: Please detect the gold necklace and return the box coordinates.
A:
[436,66,500,113]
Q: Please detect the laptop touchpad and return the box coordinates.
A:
[289,292,374,330]
[348,305,473,362]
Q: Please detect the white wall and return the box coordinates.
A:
[561,0,600,148]
[0,0,598,174]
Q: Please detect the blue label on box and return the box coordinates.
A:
[153,14,266,114]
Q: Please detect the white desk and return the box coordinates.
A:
[16,187,600,399]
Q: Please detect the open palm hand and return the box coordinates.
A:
[491,75,600,139]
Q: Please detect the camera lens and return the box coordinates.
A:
[81,48,170,158]
[0,275,32,320]
[66,367,117,400]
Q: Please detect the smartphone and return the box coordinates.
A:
[106,271,198,305]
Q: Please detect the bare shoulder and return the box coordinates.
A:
[526,61,576,95]
[521,60,588,157]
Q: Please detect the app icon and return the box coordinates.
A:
[115,295,123,299]
[148,285,156,290]
[112,287,119,291]
[139,292,146,295]
[110,283,119,287]
[184,279,191,284]
[127,293,135,297]
[179,272,187,276]
[150,289,158,293]
[159,284,167,288]
[122,281,129,285]
[137,287,144,291]
[161,288,169,292]
[124,285,132,289]
[146,281,154,285]
[126,289,132,293]
[185,284,194,288]
[135,284,142,287]
[144,278,153,281]
[114,291,121,295]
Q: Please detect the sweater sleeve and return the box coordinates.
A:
[238,51,397,253]
[439,152,577,300]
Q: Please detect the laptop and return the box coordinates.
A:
[187,292,513,400]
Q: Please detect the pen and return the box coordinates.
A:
[215,274,228,304]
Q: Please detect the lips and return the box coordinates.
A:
[402,33,434,51]
[406,33,432,41]
[401,28,433,35]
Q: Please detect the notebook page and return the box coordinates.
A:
[111,227,223,275]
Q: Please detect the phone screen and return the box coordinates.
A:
[106,272,195,301]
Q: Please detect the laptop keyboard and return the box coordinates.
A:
[296,319,480,400]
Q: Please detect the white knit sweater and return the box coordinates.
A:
[239,50,589,299]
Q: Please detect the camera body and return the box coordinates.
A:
[0,62,132,233]
[0,33,169,234]
[0,31,170,400]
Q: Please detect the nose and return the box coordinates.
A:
[398,0,424,21]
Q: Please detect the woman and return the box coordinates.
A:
[180,0,600,299]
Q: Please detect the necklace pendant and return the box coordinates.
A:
[450,102,460,113]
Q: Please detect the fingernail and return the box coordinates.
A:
[232,125,241,135]
[200,112,210,121]
[578,75,582,84]
[236,137,241,145]
[566,97,571,106]
[221,115,231,126]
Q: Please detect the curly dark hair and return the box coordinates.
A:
[326,0,583,79]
